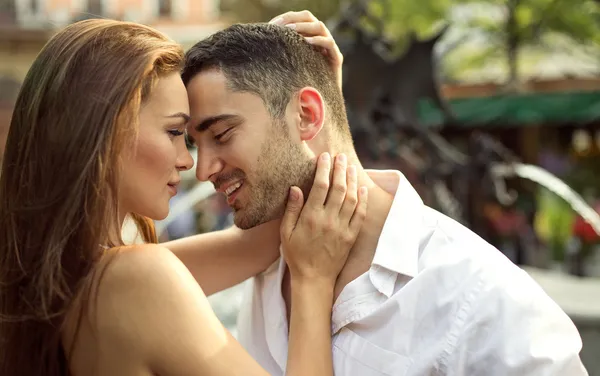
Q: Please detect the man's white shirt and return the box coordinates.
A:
[237,170,588,375]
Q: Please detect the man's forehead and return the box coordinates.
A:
[187,69,229,94]
[186,74,225,120]
[187,71,236,112]
[187,78,263,120]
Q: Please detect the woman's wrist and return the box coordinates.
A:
[290,273,335,290]
[290,276,335,306]
[286,272,336,376]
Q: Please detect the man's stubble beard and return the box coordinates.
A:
[233,125,315,230]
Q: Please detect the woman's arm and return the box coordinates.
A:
[75,244,269,376]
[282,153,366,375]
[163,221,281,296]
[81,153,366,376]
[164,10,345,296]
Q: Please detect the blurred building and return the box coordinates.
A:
[0,0,225,80]
[0,0,227,158]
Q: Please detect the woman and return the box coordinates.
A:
[0,12,365,376]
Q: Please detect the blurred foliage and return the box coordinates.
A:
[366,0,450,39]
[534,154,600,262]
[366,0,600,46]
[565,155,600,197]
[534,187,575,262]
[219,0,343,23]
[452,0,600,83]
[220,0,600,84]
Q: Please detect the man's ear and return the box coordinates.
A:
[296,87,325,141]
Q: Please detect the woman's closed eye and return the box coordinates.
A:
[167,123,187,139]
[168,129,185,137]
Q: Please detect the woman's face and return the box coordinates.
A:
[120,72,194,220]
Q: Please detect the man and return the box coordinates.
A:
[178,20,587,376]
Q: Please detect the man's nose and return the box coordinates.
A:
[195,147,224,182]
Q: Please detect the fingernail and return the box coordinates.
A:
[348,165,356,177]
[270,17,284,25]
[337,154,346,164]
[360,186,368,196]
[321,153,330,162]
[289,188,299,201]
[285,23,296,29]
[304,36,314,43]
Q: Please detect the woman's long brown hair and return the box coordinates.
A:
[0,19,184,375]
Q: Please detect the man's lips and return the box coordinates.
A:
[216,179,243,195]
[216,180,244,205]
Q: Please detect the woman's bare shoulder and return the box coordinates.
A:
[65,244,223,375]
[98,243,192,291]
[87,243,210,331]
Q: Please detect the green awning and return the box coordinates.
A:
[418,90,600,127]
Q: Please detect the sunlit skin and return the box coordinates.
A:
[119,72,194,224]
[61,70,365,376]
[0,10,374,376]
[186,70,315,230]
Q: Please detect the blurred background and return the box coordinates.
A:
[2,0,600,373]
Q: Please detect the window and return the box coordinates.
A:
[0,0,17,22]
[159,0,172,17]
[87,0,103,16]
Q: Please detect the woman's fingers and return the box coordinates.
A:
[338,165,358,222]
[269,10,344,90]
[287,21,331,38]
[269,10,318,26]
[324,154,348,211]
[304,152,332,210]
[349,187,368,235]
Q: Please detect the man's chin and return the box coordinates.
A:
[232,205,284,230]
[233,212,267,230]
[233,216,260,230]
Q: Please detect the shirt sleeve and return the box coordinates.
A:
[445,268,588,376]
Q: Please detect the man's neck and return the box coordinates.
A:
[340,153,393,245]
[315,150,394,272]
[330,157,394,297]
[283,153,395,318]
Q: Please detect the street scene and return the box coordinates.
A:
[1,0,600,374]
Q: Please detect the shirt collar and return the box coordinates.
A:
[365,170,423,289]
[270,169,424,300]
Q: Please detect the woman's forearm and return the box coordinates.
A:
[163,221,281,295]
[286,278,335,376]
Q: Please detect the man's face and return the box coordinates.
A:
[186,70,314,229]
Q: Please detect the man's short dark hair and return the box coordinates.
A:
[182,23,350,137]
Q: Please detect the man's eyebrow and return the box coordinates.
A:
[165,112,191,123]
[195,114,241,132]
